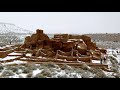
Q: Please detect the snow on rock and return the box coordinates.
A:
[8,52,22,56]
[2,60,27,65]
[26,53,32,57]
[92,60,100,63]
[0,56,20,61]
[20,57,27,60]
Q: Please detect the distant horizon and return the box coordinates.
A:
[2,21,120,34]
[1,21,120,35]
[0,12,120,34]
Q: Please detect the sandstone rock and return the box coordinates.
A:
[81,35,91,43]
[36,29,43,34]
[86,42,97,50]
[24,36,31,44]
[69,34,81,39]
[0,51,8,58]
[21,29,107,62]
[54,34,69,42]
[31,34,38,44]
[62,42,74,52]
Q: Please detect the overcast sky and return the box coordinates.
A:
[0,12,120,34]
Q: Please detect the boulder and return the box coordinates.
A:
[86,42,97,50]
[81,35,91,43]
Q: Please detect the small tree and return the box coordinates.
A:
[5,35,20,45]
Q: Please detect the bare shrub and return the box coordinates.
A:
[112,73,120,78]
[80,63,90,70]
[6,66,18,72]
[110,67,118,73]
[109,56,118,64]
[24,63,37,70]
[57,75,68,78]
[34,73,47,78]
[88,67,99,73]
[1,70,15,77]
[81,71,94,78]
[113,54,117,58]
[39,69,52,77]
[0,65,4,71]
[22,67,31,74]
[60,64,72,70]
[41,62,59,69]
[75,68,85,73]
[93,69,107,78]
[26,72,33,78]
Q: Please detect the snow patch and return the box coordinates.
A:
[32,69,43,77]
[92,60,100,63]
[2,60,27,65]
[21,57,27,60]
[26,53,32,57]
[0,56,19,61]
[19,73,27,78]
[8,52,22,55]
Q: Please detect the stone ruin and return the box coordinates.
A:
[21,29,107,62]
[0,29,108,69]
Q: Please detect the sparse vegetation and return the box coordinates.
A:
[0,70,15,77]
[0,65,4,71]
[34,73,47,78]
[26,72,33,78]
[40,69,52,77]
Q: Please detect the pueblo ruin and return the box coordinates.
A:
[0,29,108,69]
[21,29,107,62]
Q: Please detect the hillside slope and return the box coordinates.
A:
[0,22,33,34]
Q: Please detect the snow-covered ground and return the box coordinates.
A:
[1,60,27,65]
[107,48,120,63]
[0,48,120,78]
